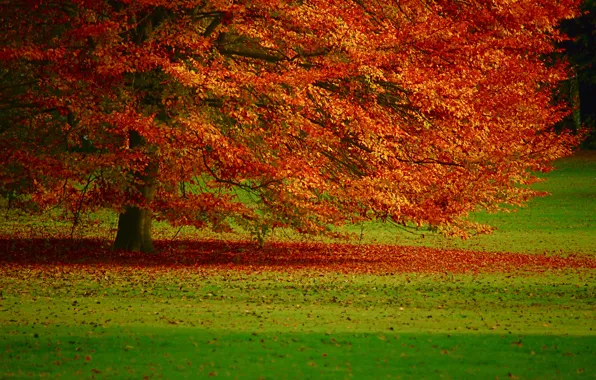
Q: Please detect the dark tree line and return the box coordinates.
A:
[559,0,596,147]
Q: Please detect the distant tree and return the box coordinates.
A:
[0,0,581,252]
[558,0,596,147]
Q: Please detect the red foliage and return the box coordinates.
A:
[0,0,583,240]
[1,238,593,274]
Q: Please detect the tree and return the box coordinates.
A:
[0,0,581,252]
[558,0,596,147]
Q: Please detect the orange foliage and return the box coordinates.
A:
[1,238,594,274]
[0,0,582,238]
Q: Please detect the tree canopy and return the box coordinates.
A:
[0,0,581,251]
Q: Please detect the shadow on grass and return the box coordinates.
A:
[1,237,595,274]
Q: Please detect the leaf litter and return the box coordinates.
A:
[1,237,594,275]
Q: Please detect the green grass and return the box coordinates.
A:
[2,328,593,379]
[2,270,595,334]
[1,270,595,378]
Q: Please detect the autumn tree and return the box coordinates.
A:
[0,0,581,252]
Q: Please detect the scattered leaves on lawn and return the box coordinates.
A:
[1,237,594,275]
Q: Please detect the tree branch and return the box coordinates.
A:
[201,154,281,191]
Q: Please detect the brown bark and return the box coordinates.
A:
[113,205,155,253]
[113,131,158,253]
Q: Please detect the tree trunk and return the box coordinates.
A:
[569,68,581,132]
[113,204,155,253]
[113,131,158,253]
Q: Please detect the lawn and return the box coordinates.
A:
[0,152,595,378]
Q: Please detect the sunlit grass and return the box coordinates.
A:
[2,269,594,334]
[1,269,594,378]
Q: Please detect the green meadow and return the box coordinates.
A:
[1,270,595,378]
[0,152,595,378]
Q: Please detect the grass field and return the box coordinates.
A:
[0,152,595,378]
[1,267,595,378]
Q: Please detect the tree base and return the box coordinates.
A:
[113,206,155,253]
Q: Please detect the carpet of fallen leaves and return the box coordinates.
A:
[1,237,594,274]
